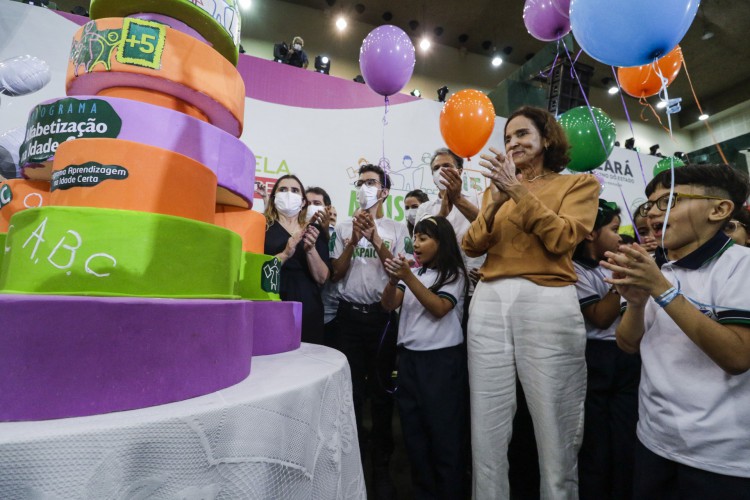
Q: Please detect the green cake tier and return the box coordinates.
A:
[0,207,242,298]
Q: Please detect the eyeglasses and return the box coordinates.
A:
[724,220,748,234]
[354,179,381,188]
[637,193,727,217]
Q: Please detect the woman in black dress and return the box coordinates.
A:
[264,174,330,344]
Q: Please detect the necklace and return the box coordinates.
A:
[525,171,552,183]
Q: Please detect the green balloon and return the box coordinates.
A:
[653,156,685,177]
[559,106,616,172]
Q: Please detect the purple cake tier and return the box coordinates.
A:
[252,301,302,356]
[0,295,253,421]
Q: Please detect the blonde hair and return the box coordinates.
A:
[264,174,308,229]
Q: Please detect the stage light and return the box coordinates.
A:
[239,0,251,10]
[336,17,347,31]
[419,38,431,51]
[601,77,618,95]
[698,113,709,121]
[437,86,449,103]
[410,89,421,97]
[315,55,331,74]
[491,55,503,67]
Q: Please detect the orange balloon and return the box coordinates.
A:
[617,46,682,98]
[439,89,495,158]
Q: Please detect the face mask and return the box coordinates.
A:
[293,44,302,51]
[405,208,418,224]
[433,169,447,191]
[357,185,379,210]
[275,191,303,217]
[305,204,326,222]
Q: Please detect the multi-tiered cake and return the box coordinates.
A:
[0,0,302,422]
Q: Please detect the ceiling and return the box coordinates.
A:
[282,0,750,126]
[47,0,750,127]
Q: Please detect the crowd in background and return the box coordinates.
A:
[254,105,750,500]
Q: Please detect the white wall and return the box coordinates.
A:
[689,101,750,150]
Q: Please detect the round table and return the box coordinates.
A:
[0,344,365,499]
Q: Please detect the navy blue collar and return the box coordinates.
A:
[655,230,734,270]
[573,255,599,269]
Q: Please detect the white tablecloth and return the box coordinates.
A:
[0,344,365,499]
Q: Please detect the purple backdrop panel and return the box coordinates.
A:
[0,295,253,421]
[252,301,302,355]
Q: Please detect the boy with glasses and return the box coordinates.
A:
[331,164,411,497]
[602,164,750,499]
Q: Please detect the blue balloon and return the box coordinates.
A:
[570,0,700,67]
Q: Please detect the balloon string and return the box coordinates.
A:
[538,39,563,79]
[618,185,639,243]
[560,42,609,164]
[610,66,648,187]
[380,96,390,175]
[680,55,729,164]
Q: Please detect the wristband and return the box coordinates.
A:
[654,286,680,308]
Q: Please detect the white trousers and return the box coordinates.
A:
[468,277,587,500]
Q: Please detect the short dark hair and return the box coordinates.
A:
[358,163,391,190]
[505,106,571,172]
[405,189,429,203]
[430,148,463,170]
[645,164,750,217]
[734,206,750,227]
[306,186,331,206]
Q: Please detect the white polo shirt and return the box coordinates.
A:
[332,216,412,305]
[635,232,750,478]
[415,192,485,277]
[396,267,466,351]
[573,258,619,341]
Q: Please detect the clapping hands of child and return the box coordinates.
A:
[601,243,672,306]
[385,253,411,285]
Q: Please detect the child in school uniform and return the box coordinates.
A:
[381,216,468,500]
[574,199,641,500]
[602,164,750,499]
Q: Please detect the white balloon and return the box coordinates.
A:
[0,55,52,97]
[0,127,25,179]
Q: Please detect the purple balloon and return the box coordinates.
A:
[552,0,571,17]
[359,25,416,97]
[523,0,571,42]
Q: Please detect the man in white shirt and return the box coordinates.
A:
[415,148,484,318]
[331,164,412,498]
